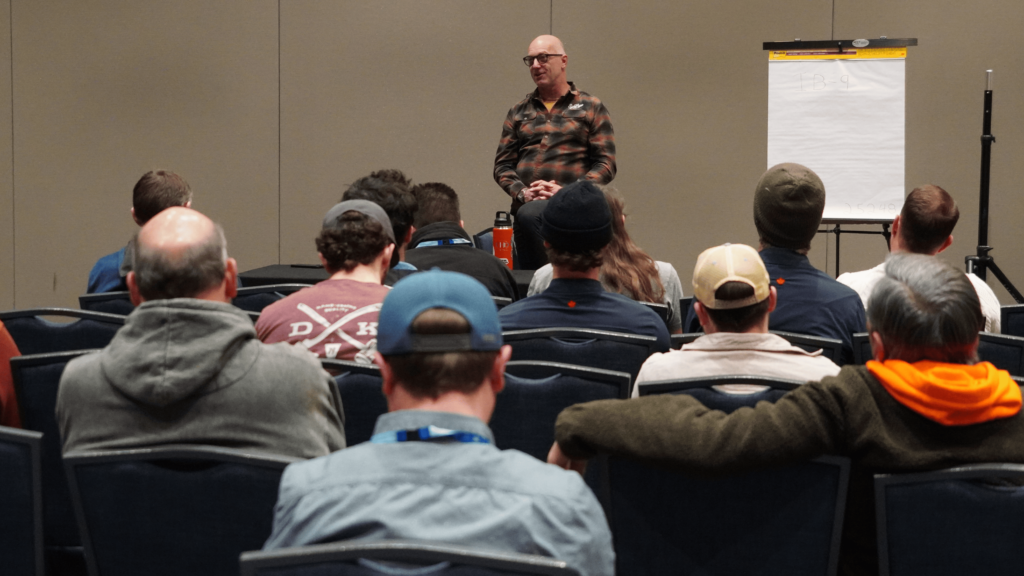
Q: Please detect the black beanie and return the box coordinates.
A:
[540,181,613,253]
[753,163,825,250]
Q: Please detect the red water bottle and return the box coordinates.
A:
[493,211,514,270]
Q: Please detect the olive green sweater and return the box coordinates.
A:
[556,365,1024,576]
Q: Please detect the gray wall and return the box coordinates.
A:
[2,0,1022,310]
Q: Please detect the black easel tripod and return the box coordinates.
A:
[965,70,1023,303]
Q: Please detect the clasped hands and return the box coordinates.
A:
[521,180,562,202]
[547,441,588,475]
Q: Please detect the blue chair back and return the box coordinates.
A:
[978,332,1024,376]
[0,308,125,355]
[503,328,658,388]
[608,454,849,576]
[65,445,296,576]
[11,350,95,569]
[637,375,805,413]
[323,359,385,446]
[240,540,580,576]
[875,464,1024,576]
[0,426,44,576]
[852,332,872,364]
[1002,305,1024,338]
[78,292,135,316]
[233,284,312,312]
[669,332,701,350]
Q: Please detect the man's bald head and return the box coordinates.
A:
[527,35,569,96]
[130,207,235,303]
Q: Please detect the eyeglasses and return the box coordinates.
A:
[523,54,563,66]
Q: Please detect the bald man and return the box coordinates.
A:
[57,207,345,458]
[494,35,616,269]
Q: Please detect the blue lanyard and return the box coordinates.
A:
[370,425,491,445]
[415,238,473,248]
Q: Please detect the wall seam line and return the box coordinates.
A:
[277,0,282,264]
[9,0,14,307]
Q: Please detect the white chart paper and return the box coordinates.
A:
[768,58,905,220]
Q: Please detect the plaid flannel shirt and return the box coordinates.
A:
[493,82,616,204]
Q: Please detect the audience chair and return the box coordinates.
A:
[495,361,630,508]
[232,284,312,313]
[1003,305,1024,338]
[875,464,1024,576]
[78,291,135,316]
[240,540,580,576]
[636,375,805,411]
[771,330,845,365]
[65,445,297,576]
[503,328,658,387]
[853,332,873,364]
[492,296,513,310]
[608,454,849,576]
[641,302,671,331]
[0,426,44,576]
[670,332,702,350]
[472,227,494,252]
[0,308,125,355]
[322,359,385,446]
[679,297,693,318]
[12,350,96,573]
[977,332,1024,376]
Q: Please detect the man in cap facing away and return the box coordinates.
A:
[633,243,840,397]
[498,180,670,351]
[263,270,614,576]
[256,200,394,363]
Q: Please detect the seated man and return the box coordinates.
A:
[405,182,519,300]
[342,169,418,283]
[87,170,193,293]
[633,243,840,397]
[839,184,1001,332]
[257,200,394,363]
[551,254,1023,576]
[499,181,670,352]
[687,163,866,363]
[263,270,614,576]
[58,207,345,458]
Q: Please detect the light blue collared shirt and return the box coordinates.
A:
[264,410,614,576]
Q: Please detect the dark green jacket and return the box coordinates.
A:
[556,365,1024,576]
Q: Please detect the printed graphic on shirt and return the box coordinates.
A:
[285,302,381,364]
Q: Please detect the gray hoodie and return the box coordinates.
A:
[57,298,345,458]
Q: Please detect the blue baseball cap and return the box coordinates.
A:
[377,270,503,355]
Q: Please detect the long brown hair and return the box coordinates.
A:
[598,187,665,304]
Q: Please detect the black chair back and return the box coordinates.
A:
[494,361,629,509]
[492,296,513,310]
[771,330,845,365]
[641,302,670,331]
[875,464,1024,576]
[637,375,805,413]
[232,284,312,312]
[240,540,580,576]
[608,454,849,576]
[65,445,297,576]
[472,227,494,252]
[0,426,44,576]
[323,359,385,446]
[669,332,701,350]
[11,350,95,568]
[78,291,135,316]
[1002,305,1024,338]
[0,308,125,355]
[503,328,658,387]
[852,332,872,364]
[978,332,1024,376]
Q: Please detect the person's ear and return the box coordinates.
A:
[869,331,886,362]
[694,301,712,331]
[126,271,144,306]
[935,235,953,254]
[403,227,414,246]
[490,345,512,395]
[318,252,329,271]
[767,286,778,313]
[224,258,239,299]
[131,207,144,227]
[375,352,395,397]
